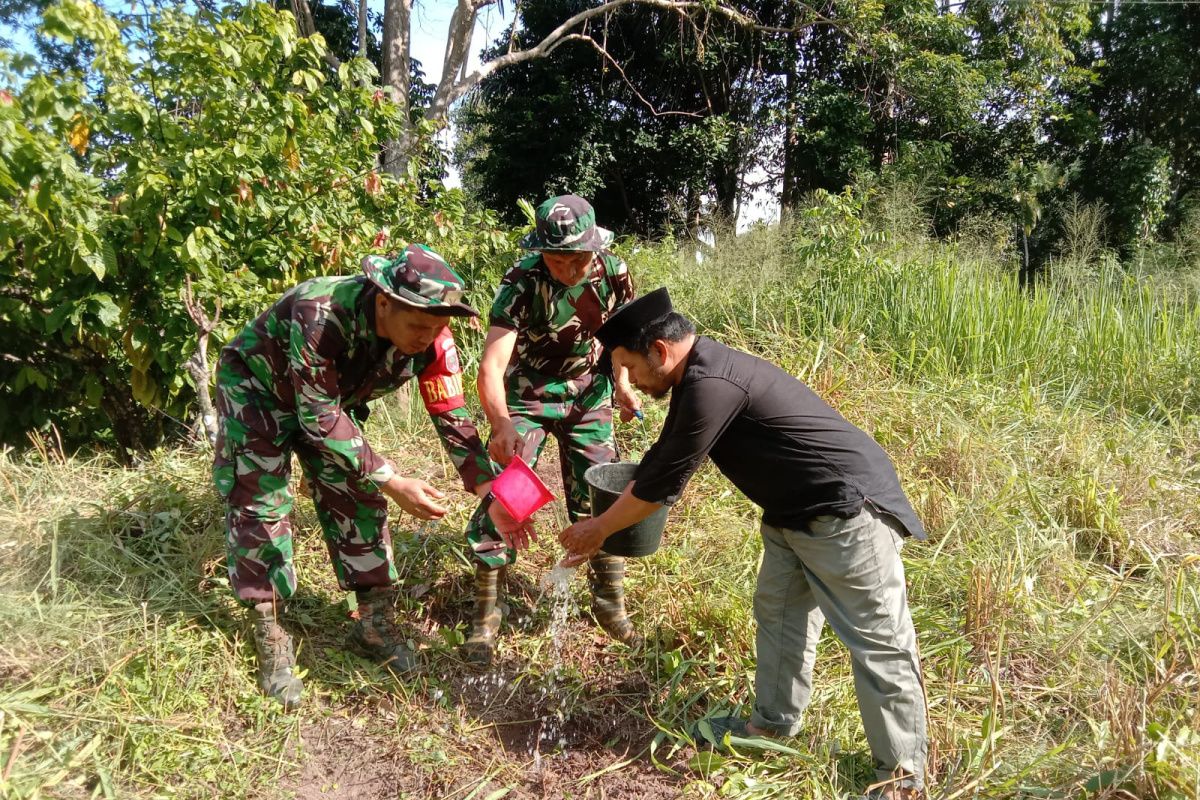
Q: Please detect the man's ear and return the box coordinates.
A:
[376,293,395,322]
[652,339,670,365]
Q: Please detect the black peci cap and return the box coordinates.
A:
[595,287,674,376]
[596,287,674,352]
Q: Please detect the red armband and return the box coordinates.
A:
[418,327,467,414]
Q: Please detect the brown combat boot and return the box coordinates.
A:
[463,565,506,667]
[348,586,417,675]
[250,601,304,709]
[588,554,642,647]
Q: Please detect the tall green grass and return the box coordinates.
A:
[640,191,1199,426]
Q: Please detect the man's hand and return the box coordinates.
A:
[487,418,522,466]
[382,475,448,520]
[475,481,537,552]
[489,501,537,551]
[613,383,643,424]
[558,517,610,566]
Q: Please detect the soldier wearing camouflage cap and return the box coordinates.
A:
[463,194,643,666]
[213,243,528,708]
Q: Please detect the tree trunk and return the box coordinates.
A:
[185,344,218,447]
[381,0,413,176]
[290,0,316,37]
[357,0,368,58]
[780,32,801,215]
[869,71,898,170]
[290,0,342,69]
[182,277,221,447]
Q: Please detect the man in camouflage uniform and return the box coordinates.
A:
[214,243,525,707]
[463,195,642,666]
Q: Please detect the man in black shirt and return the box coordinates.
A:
[559,288,927,799]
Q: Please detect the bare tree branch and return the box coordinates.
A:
[556,33,702,118]
[279,0,841,171]
[427,0,839,125]
[440,0,477,96]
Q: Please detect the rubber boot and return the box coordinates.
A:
[250,601,304,709]
[348,586,417,675]
[588,554,642,646]
[463,565,506,667]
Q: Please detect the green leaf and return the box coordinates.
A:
[15,366,48,392]
[687,751,725,772]
[46,302,76,333]
[218,41,241,67]
[183,229,203,262]
[41,3,77,44]
[35,181,52,212]
[101,241,118,277]
[724,735,803,755]
[129,323,150,352]
[1082,769,1127,793]
[89,293,121,327]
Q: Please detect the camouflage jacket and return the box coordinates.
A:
[489,251,634,380]
[217,275,494,491]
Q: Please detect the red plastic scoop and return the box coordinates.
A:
[490,456,555,523]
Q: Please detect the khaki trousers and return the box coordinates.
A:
[752,507,927,790]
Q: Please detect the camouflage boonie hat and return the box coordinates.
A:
[519,195,614,252]
[361,243,479,317]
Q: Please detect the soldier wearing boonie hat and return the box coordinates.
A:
[462,194,643,666]
[213,243,528,708]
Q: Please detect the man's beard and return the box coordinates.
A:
[646,366,672,399]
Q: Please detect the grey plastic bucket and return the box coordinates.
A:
[584,461,668,558]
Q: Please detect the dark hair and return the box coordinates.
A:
[626,311,695,355]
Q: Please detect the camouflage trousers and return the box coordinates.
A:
[467,371,616,568]
[212,377,396,605]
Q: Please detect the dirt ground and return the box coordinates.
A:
[284,444,696,800]
[286,709,687,800]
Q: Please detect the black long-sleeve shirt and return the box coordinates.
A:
[632,337,926,539]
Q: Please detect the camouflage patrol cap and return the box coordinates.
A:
[361,243,479,317]
[519,194,614,252]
